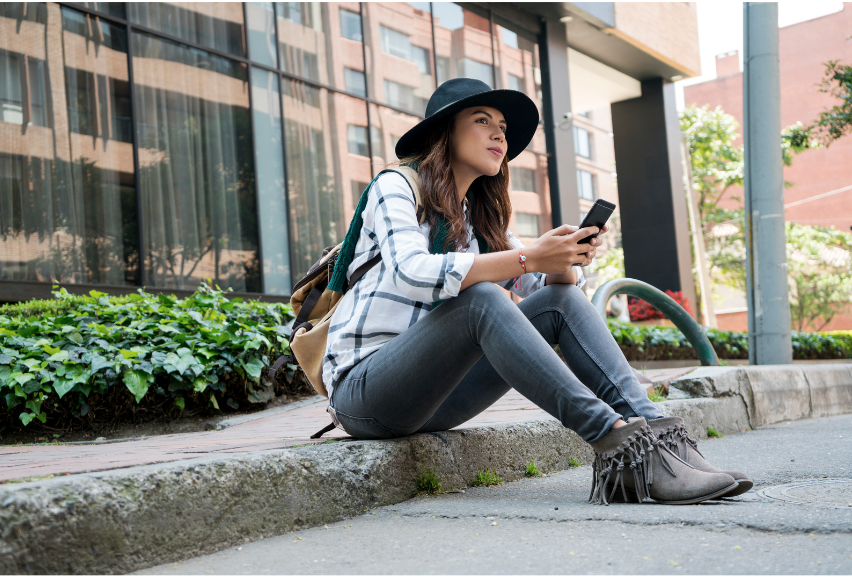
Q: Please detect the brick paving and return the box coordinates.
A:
[0,367,695,483]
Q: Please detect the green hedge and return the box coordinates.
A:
[0,284,296,428]
[2,287,850,430]
[607,320,852,361]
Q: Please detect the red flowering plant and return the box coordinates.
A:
[628,290,693,322]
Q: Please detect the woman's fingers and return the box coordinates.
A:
[544,223,576,237]
[569,226,599,243]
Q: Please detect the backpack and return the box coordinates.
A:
[268,167,425,405]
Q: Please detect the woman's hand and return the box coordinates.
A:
[527,224,609,274]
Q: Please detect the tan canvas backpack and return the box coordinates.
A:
[268,167,425,402]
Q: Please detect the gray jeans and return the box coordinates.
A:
[329,282,662,443]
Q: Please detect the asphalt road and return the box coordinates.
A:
[138,414,852,575]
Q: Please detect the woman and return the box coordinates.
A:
[323,78,751,505]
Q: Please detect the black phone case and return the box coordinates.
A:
[578,200,615,245]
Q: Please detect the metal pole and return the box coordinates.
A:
[743,2,792,364]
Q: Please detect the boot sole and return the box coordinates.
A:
[653,481,740,505]
[722,479,753,497]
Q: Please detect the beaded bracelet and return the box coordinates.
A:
[513,248,527,291]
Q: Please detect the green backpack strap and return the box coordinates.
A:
[327,168,425,293]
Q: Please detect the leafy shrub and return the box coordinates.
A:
[471,469,502,487]
[0,283,298,429]
[607,320,851,361]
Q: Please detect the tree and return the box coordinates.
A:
[680,107,819,293]
[786,223,852,331]
[810,60,852,146]
[680,105,748,291]
[679,105,744,222]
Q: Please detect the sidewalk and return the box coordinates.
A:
[0,366,694,483]
[3,363,850,574]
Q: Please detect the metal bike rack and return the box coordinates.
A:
[591,278,720,366]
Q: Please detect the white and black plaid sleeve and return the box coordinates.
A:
[368,172,476,302]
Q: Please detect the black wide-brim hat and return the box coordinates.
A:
[394,78,540,161]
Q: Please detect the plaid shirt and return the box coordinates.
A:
[322,171,585,393]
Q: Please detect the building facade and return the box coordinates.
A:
[0,2,700,307]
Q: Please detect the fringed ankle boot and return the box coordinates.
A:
[588,418,739,506]
[650,416,753,497]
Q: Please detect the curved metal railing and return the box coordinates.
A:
[591,278,719,366]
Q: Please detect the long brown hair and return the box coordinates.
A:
[396,116,514,254]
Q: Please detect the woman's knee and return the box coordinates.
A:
[538,282,588,310]
[456,281,514,308]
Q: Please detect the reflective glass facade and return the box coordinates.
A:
[0,2,553,299]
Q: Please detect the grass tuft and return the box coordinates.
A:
[568,456,581,467]
[525,458,541,477]
[471,469,502,487]
[648,385,668,402]
[707,427,723,438]
[414,468,442,494]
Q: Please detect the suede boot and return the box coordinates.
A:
[649,416,753,497]
[588,418,738,506]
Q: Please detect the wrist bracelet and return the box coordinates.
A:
[513,249,527,292]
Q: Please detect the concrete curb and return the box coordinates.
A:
[669,363,852,428]
[0,420,593,574]
[2,363,850,574]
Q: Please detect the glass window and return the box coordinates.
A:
[515,213,540,238]
[434,4,493,87]
[351,180,369,208]
[0,50,23,124]
[371,125,384,160]
[246,2,278,68]
[493,24,545,154]
[340,8,362,41]
[1,4,139,288]
[462,58,493,86]
[574,126,591,159]
[344,67,366,97]
[369,103,419,171]
[502,28,518,49]
[363,3,435,114]
[412,45,431,75]
[251,67,290,294]
[383,79,415,111]
[129,3,246,57]
[511,167,537,193]
[282,79,368,279]
[507,73,522,92]
[381,25,411,60]
[69,2,127,19]
[577,169,595,201]
[277,3,363,93]
[132,32,259,292]
[280,2,308,25]
[348,125,369,156]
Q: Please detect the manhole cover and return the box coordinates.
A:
[758,479,852,509]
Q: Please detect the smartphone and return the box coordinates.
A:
[577,199,615,245]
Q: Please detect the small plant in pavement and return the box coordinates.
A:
[707,427,723,438]
[648,385,668,402]
[568,456,581,467]
[471,469,502,487]
[415,468,442,494]
[525,458,541,477]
